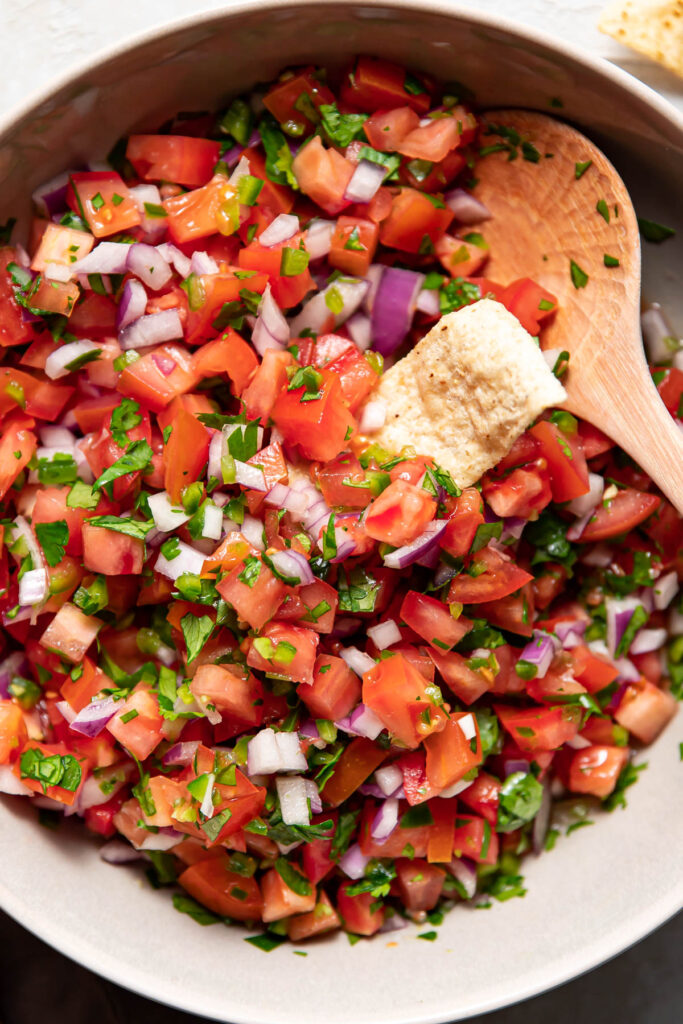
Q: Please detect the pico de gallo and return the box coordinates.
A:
[0,56,680,947]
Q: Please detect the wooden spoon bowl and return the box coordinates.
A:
[473,110,683,512]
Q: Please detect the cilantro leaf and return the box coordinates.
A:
[92,439,153,496]
[319,102,368,147]
[35,520,68,566]
[110,398,142,447]
[258,118,298,188]
[85,515,155,542]
[181,612,214,664]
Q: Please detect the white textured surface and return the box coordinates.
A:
[0,0,682,116]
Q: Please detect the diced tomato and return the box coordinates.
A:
[424,711,482,789]
[242,349,295,425]
[301,815,337,885]
[400,591,472,651]
[336,880,384,935]
[500,278,558,336]
[654,366,683,417]
[0,249,40,348]
[190,663,263,727]
[495,702,581,752]
[162,175,237,244]
[321,737,386,807]
[287,891,341,941]
[0,367,73,422]
[216,557,286,631]
[106,683,165,760]
[363,107,420,150]
[315,451,373,508]
[263,66,335,132]
[358,798,429,857]
[329,216,379,277]
[83,791,127,838]
[292,137,354,215]
[261,866,316,922]
[379,188,454,254]
[614,678,677,743]
[0,701,27,763]
[40,602,101,663]
[578,488,661,542]
[163,406,210,502]
[532,563,568,611]
[0,420,36,500]
[578,420,614,459]
[67,172,140,237]
[447,546,533,604]
[272,372,355,462]
[364,479,436,546]
[483,461,552,519]
[241,147,294,215]
[82,523,145,576]
[426,797,458,863]
[429,648,492,705]
[570,644,619,693]
[458,771,501,825]
[179,855,264,921]
[477,585,535,638]
[298,654,360,721]
[398,115,462,163]
[452,813,498,865]
[118,343,197,411]
[246,622,319,685]
[191,329,259,395]
[184,269,269,345]
[325,345,379,412]
[530,419,589,503]
[31,222,94,271]
[436,235,488,278]
[69,292,118,337]
[341,57,432,114]
[567,745,629,798]
[237,234,314,310]
[440,487,484,557]
[127,135,221,187]
[396,858,445,910]
[362,652,447,748]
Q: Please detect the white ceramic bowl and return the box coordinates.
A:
[0,3,681,1022]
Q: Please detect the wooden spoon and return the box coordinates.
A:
[472,110,683,513]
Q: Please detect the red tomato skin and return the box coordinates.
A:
[529,420,589,502]
[379,188,454,253]
[271,373,355,462]
[126,135,221,187]
[298,654,361,721]
[395,858,445,911]
[614,678,677,743]
[363,479,436,546]
[337,881,385,935]
[578,488,661,542]
[341,57,432,114]
[399,590,472,651]
[362,652,448,749]
[447,546,533,604]
[567,745,629,799]
[246,623,319,685]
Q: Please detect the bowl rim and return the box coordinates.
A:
[0,2,682,1021]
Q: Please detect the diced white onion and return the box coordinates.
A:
[359,400,386,434]
[276,776,310,826]
[304,219,335,260]
[45,340,101,380]
[367,619,402,651]
[653,571,678,610]
[566,473,604,518]
[201,504,224,541]
[457,713,476,741]
[374,763,403,796]
[147,491,190,532]
[0,765,32,795]
[340,646,375,676]
[154,541,206,581]
[259,213,299,248]
[344,159,385,203]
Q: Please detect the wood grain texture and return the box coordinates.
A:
[474,109,683,511]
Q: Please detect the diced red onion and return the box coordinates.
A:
[340,647,375,677]
[375,763,403,797]
[0,765,32,796]
[138,828,185,852]
[629,627,668,655]
[359,400,386,434]
[71,242,130,276]
[641,304,678,364]
[447,856,478,899]
[190,251,219,276]
[328,526,358,563]
[503,758,530,778]
[415,288,441,317]
[259,214,299,248]
[99,839,144,864]
[444,188,491,224]
[519,630,559,679]
[0,652,28,698]
[613,657,641,682]
[268,548,315,585]
[264,482,310,518]
[359,781,387,798]
[120,309,183,350]
[18,568,48,607]
[379,913,409,933]
[669,607,683,636]
[276,776,310,826]
[54,700,76,724]
[346,311,372,351]
[348,702,384,740]
[371,267,424,355]
[367,619,402,651]
[147,491,190,533]
[501,516,526,542]
[304,219,335,260]
[45,339,101,380]
[156,242,192,279]
[554,619,587,650]
[580,543,613,568]
[289,278,368,335]
[70,695,119,737]
[371,796,399,841]
[566,473,604,518]
[383,519,445,570]
[116,279,148,332]
[2,606,33,627]
[33,172,70,217]
[155,541,206,581]
[606,596,644,657]
[566,510,595,542]
[38,425,75,450]
[234,460,267,492]
[344,159,385,203]
[653,571,678,610]
[162,741,199,766]
[532,781,552,855]
[240,514,265,551]
[339,842,370,880]
[126,242,172,291]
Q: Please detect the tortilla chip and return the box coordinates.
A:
[368,299,566,488]
[599,1,683,78]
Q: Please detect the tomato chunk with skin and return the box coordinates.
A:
[363,479,436,546]
[246,623,319,685]
[321,737,386,808]
[395,858,445,911]
[452,814,498,865]
[495,703,582,752]
[424,711,482,789]
[399,591,472,651]
[40,602,101,663]
[447,546,533,604]
[530,420,589,502]
[336,881,384,935]
[190,663,263,726]
[126,135,221,188]
[163,407,210,503]
[329,216,379,277]
[261,867,316,922]
[106,683,165,761]
[341,57,432,115]
[567,745,629,799]
[271,373,355,462]
[379,188,454,254]
[577,488,661,542]
[614,678,677,744]
[362,652,447,748]
[216,558,286,631]
[287,891,342,941]
[0,701,27,764]
[298,653,360,721]
[82,523,145,576]
[67,172,140,237]
[429,648,493,706]
[179,856,263,921]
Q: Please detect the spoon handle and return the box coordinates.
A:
[569,359,683,514]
